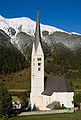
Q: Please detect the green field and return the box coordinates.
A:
[0,110,80,120]
[0,67,81,91]
[0,68,31,90]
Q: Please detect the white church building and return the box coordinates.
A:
[30,10,74,110]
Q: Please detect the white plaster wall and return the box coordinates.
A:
[42,92,74,110]
[30,42,44,110]
[42,95,51,110]
[51,92,74,108]
[39,92,74,110]
[30,92,74,110]
[31,42,44,92]
[30,93,44,110]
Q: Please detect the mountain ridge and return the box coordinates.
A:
[0,16,81,90]
[0,15,66,37]
[0,15,81,57]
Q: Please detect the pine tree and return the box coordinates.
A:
[0,81,12,118]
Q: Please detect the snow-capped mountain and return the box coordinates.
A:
[0,15,81,57]
[0,15,65,37]
[71,32,81,35]
[0,15,66,53]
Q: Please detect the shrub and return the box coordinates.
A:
[42,30,49,36]
[52,101,64,110]
[54,104,62,109]
[73,92,81,107]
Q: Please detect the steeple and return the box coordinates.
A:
[35,8,42,51]
[30,9,44,110]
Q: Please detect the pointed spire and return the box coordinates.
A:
[35,8,41,51]
[37,8,39,23]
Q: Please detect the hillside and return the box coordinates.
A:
[44,31,81,51]
[0,42,81,91]
[0,16,81,91]
[0,15,81,57]
[0,30,29,74]
[0,68,30,90]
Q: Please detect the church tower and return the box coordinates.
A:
[30,9,44,110]
[30,9,74,111]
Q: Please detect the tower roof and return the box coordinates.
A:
[35,9,42,51]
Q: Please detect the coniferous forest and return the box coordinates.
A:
[0,29,81,90]
[0,30,29,74]
[0,46,29,74]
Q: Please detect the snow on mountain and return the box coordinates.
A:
[40,24,65,35]
[6,17,36,36]
[0,15,65,37]
[0,15,10,33]
[0,15,81,55]
[71,32,81,36]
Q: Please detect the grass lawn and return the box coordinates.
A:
[2,110,80,120]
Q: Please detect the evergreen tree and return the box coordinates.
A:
[73,92,81,107]
[0,81,12,118]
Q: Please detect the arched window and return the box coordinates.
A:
[37,58,41,61]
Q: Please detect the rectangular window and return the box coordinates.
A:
[37,58,41,61]
[38,63,41,66]
[38,67,41,71]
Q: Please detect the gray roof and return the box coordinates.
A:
[34,9,42,52]
[42,76,74,96]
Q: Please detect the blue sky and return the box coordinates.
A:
[0,0,81,33]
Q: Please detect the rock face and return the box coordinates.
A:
[43,32,81,51]
[14,32,34,53]
[0,29,11,48]
[0,15,81,57]
[12,31,81,57]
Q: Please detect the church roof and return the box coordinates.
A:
[42,76,74,96]
[34,8,42,52]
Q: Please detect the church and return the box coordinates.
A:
[30,10,74,110]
